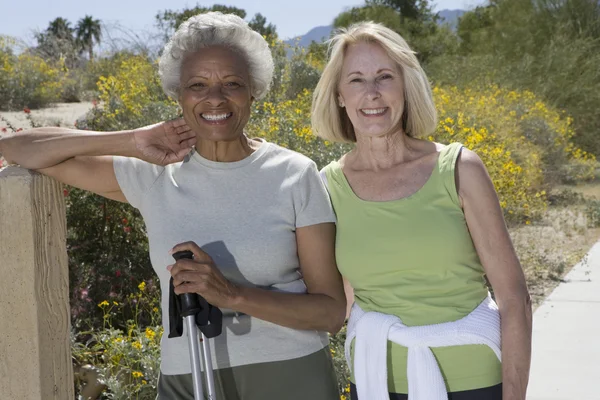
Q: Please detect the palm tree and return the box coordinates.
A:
[47,17,74,41]
[76,16,102,61]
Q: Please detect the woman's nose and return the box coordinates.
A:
[365,81,381,100]
[205,85,227,107]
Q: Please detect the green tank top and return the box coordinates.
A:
[323,143,502,393]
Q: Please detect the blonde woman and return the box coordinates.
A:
[312,22,532,400]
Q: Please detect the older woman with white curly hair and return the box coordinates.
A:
[0,12,345,400]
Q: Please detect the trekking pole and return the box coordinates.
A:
[169,250,223,400]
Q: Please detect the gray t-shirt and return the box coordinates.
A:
[113,140,335,374]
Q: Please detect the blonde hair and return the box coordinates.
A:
[311,22,437,143]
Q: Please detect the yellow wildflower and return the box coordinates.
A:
[145,327,156,340]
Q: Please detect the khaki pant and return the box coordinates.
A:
[157,347,340,400]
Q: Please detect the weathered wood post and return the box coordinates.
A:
[0,166,73,399]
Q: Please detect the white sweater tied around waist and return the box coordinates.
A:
[345,295,502,400]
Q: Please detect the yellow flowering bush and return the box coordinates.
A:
[434,86,596,183]
[90,55,178,131]
[433,86,596,223]
[248,88,350,168]
[97,56,163,116]
[71,281,162,399]
[0,50,66,110]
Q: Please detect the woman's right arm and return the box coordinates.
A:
[0,121,194,202]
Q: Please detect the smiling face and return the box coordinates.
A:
[179,46,253,142]
[337,41,405,139]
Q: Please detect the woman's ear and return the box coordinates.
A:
[338,95,345,108]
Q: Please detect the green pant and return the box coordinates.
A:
[156,347,340,400]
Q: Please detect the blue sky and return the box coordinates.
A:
[0,0,487,44]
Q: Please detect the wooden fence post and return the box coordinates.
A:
[0,166,73,399]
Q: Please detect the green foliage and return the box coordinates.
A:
[71,283,162,398]
[65,187,156,331]
[156,5,278,42]
[76,15,102,61]
[0,47,67,109]
[329,327,351,397]
[333,0,458,63]
[34,17,80,68]
[248,13,278,40]
[378,0,437,21]
[453,0,600,156]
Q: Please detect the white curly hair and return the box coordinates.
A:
[158,12,274,100]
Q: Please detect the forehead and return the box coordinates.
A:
[341,41,397,73]
[181,46,249,78]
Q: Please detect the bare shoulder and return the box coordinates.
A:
[410,139,444,161]
[457,147,487,172]
[455,147,495,203]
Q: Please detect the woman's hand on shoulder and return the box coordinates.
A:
[133,119,196,165]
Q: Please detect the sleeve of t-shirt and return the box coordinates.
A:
[113,156,165,209]
[293,162,336,228]
[319,168,329,189]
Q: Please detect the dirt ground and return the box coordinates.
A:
[0,102,94,130]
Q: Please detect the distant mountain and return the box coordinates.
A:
[284,25,333,48]
[437,9,466,30]
[284,9,466,50]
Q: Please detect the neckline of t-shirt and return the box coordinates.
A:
[190,138,271,170]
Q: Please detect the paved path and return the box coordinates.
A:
[527,241,600,400]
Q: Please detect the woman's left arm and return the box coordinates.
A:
[456,148,532,400]
[169,222,347,334]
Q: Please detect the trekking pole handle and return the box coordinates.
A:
[172,250,202,317]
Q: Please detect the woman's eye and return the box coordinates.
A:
[190,82,206,89]
[378,74,393,81]
[350,78,363,83]
[225,82,241,88]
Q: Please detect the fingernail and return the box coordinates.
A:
[168,248,174,255]
[167,265,172,271]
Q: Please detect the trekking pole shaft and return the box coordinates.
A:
[201,332,217,399]
[185,315,204,400]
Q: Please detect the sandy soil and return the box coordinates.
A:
[0,102,94,130]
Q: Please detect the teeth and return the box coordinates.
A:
[361,108,386,115]
[201,113,231,121]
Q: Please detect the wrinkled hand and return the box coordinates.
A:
[168,241,240,309]
[133,119,196,166]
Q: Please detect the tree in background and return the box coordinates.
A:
[34,17,79,67]
[156,5,277,42]
[76,16,102,61]
[333,0,457,63]
[447,0,600,156]
[248,13,278,39]
[47,17,75,41]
